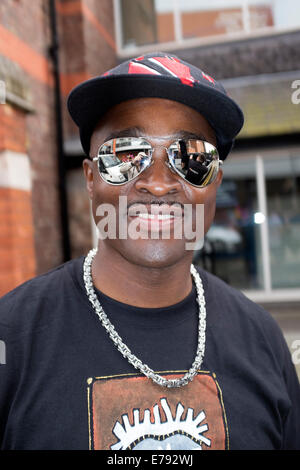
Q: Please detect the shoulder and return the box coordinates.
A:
[0,257,84,333]
[197,266,287,356]
[198,265,269,319]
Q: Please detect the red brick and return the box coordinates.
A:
[0,188,36,296]
[0,105,27,153]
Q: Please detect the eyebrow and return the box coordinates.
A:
[103,127,146,141]
[173,130,208,141]
[103,127,208,142]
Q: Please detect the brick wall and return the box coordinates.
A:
[56,0,118,258]
[57,0,117,140]
[0,102,36,295]
[0,0,118,295]
[0,0,61,295]
[0,185,36,296]
[0,104,26,153]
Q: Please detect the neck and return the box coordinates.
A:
[91,242,194,308]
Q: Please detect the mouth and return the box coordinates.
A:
[127,203,184,235]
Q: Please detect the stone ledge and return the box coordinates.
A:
[0,150,32,191]
[0,54,34,112]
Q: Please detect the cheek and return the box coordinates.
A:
[186,185,217,236]
[91,175,132,227]
[91,177,117,225]
[204,197,216,234]
[203,186,218,234]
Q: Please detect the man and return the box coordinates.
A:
[0,52,299,451]
[119,152,146,180]
[185,153,209,185]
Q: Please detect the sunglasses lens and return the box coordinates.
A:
[97,137,219,187]
[97,137,152,185]
[169,139,220,187]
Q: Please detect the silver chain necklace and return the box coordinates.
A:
[83,248,207,388]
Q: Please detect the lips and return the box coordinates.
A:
[127,203,183,235]
[137,213,175,220]
[127,203,183,218]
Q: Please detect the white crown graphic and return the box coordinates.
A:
[111,397,211,450]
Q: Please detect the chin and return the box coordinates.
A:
[117,238,192,269]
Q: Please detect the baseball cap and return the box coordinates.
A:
[67,52,244,161]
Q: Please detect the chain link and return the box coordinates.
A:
[83,248,206,388]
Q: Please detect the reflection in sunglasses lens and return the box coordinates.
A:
[171,139,219,187]
[97,137,219,187]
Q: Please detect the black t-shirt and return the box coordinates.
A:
[0,256,299,450]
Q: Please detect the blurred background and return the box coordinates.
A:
[0,0,299,374]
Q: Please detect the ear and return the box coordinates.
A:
[82,159,94,200]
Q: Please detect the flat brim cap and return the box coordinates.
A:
[67,52,244,160]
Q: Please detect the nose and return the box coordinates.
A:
[134,147,182,196]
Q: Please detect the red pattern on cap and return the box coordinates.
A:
[128,56,195,87]
[128,62,160,75]
[151,57,195,86]
[201,71,215,84]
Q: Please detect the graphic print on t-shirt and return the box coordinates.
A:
[87,371,229,450]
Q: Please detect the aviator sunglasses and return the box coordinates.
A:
[92,137,222,188]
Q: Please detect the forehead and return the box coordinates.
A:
[90,98,216,154]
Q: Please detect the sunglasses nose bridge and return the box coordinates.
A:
[150,144,171,164]
[149,144,179,176]
[135,143,182,190]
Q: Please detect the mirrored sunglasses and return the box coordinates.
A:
[92,137,221,187]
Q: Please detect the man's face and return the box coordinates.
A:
[83,98,222,268]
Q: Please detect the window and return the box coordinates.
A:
[114,0,300,54]
[194,157,262,290]
[195,152,300,302]
[265,156,300,289]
